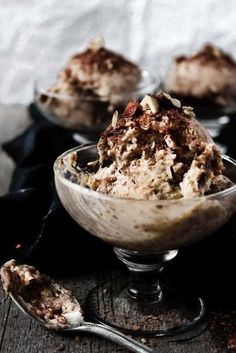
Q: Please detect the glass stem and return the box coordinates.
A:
[114,248,178,301]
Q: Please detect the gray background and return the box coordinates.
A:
[0,0,235,104]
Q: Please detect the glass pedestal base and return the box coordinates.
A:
[86,281,205,337]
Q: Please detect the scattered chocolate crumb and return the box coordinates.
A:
[132,324,141,331]
[140,338,148,344]
[55,343,66,352]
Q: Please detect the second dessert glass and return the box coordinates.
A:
[54,145,236,337]
[35,71,159,143]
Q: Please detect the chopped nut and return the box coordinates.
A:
[212,46,221,57]
[132,324,141,331]
[183,109,195,118]
[87,160,99,168]
[182,106,196,118]
[112,111,119,128]
[141,338,148,344]
[123,101,140,117]
[162,92,181,108]
[140,95,159,113]
[182,105,193,111]
[88,37,104,51]
[68,152,77,168]
[105,58,113,70]
[172,162,184,173]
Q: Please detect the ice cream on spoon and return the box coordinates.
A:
[0,259,155,353]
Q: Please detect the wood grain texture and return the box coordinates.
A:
[0,270,235,353]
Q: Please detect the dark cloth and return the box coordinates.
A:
[0,104,114,275]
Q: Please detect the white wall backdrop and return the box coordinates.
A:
[0,0,235,104]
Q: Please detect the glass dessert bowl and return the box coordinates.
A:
[54,144,236,337]
[164,44,236,146]
[54,91,236,336]
[35,70,159,141]
[34,38,159,142]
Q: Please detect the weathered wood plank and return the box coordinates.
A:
[0,270,235,353]
[0,288,11,352]
[0,272,124,353]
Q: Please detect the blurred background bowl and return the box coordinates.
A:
[34,70,160,141]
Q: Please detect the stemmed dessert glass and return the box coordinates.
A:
[34,71,159,143]
[54,144,236,337]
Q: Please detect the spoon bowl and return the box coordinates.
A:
[1,260,155,353]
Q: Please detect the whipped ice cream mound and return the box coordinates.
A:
[0,260,82,329]
[39,38,141,127]
[59,37,141,98]
[166,44,236,107]
[82,92,231,200]
[54,98,236,251]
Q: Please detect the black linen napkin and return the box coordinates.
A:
[0,103,114,275]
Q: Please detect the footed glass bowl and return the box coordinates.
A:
[35,71,159,142]
[54,145,236,337]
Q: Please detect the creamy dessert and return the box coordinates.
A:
[54,93,236,251]
[166,44,236,107]
[38,38,141,128]
[0,259,82,329]
[71,92,231,200]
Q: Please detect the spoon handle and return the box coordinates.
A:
[79,322,156,353]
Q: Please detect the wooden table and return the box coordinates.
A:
[0,105,236,352]
[0,268,236,353]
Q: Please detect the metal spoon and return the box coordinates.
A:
[1,264,155,353]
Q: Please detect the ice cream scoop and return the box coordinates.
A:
[0,260,155,353]
[79,92,232,200]
[58,37,141,99]
[37,38,142,129]
[165,44,236,107]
